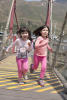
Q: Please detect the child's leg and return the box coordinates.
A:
[40,56,47,79]
[30,54,39,73]
[16,58,23,80]
[22,58,28,75]
[31,54,34,64]
[33,54,39,70]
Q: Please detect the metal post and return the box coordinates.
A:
[48,0,53,67]
[3,0,15,45]
[50,0,52,38]
[1,0,15,58]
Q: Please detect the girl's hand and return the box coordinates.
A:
[5,50,8,53]
[5,48,9,53]
[50,48,53,53]
[28,42,31,46]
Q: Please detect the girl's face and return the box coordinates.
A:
[21,32,29,41]
[41,27,48,38]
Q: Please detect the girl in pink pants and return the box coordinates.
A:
[6,27,32,84]
[30,25,53,86]
[33,54,47,79]
[16,58,28,82]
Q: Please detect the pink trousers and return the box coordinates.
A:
[33,54,47,79]
[16,57,28,79]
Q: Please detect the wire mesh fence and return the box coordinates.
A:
[51,39,67,81]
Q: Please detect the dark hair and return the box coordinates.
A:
[17,27,32,41]
[33,25,50,37]
[16,28,22,36]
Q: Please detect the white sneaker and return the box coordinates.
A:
[18,78,24,84]
[23,75,28,80]
[38,79,44,87]
[19,82,24,85]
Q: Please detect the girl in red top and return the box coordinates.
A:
[30,25,53,86]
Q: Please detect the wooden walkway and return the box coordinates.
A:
[0,54,64,94]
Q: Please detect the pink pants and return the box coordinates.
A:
[33,54,47,79]
[16,57,28,79]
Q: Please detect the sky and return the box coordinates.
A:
[25,0,42,1]
[24,0,56,1]
[24,0,56,2]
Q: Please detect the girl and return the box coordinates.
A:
[6,27,32,84]
[30,25,53,87]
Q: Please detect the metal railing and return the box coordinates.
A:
[50,39,67,93]
[0,37,13,61]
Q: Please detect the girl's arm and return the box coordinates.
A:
[25,40,33,52]
[35,37,49,48]
[27,41,32,51]
[6,40,17,52]
[47,44,53,52]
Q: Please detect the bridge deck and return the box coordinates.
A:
[0,54,66,100]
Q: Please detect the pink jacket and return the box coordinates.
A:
[34,36,52,56]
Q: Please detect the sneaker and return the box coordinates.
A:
[23,75,28,80]
[19,81,24,85]
[38,79,44,87]
[18,78,22,83]
[18,78,24,84]
[30,64,34,73]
